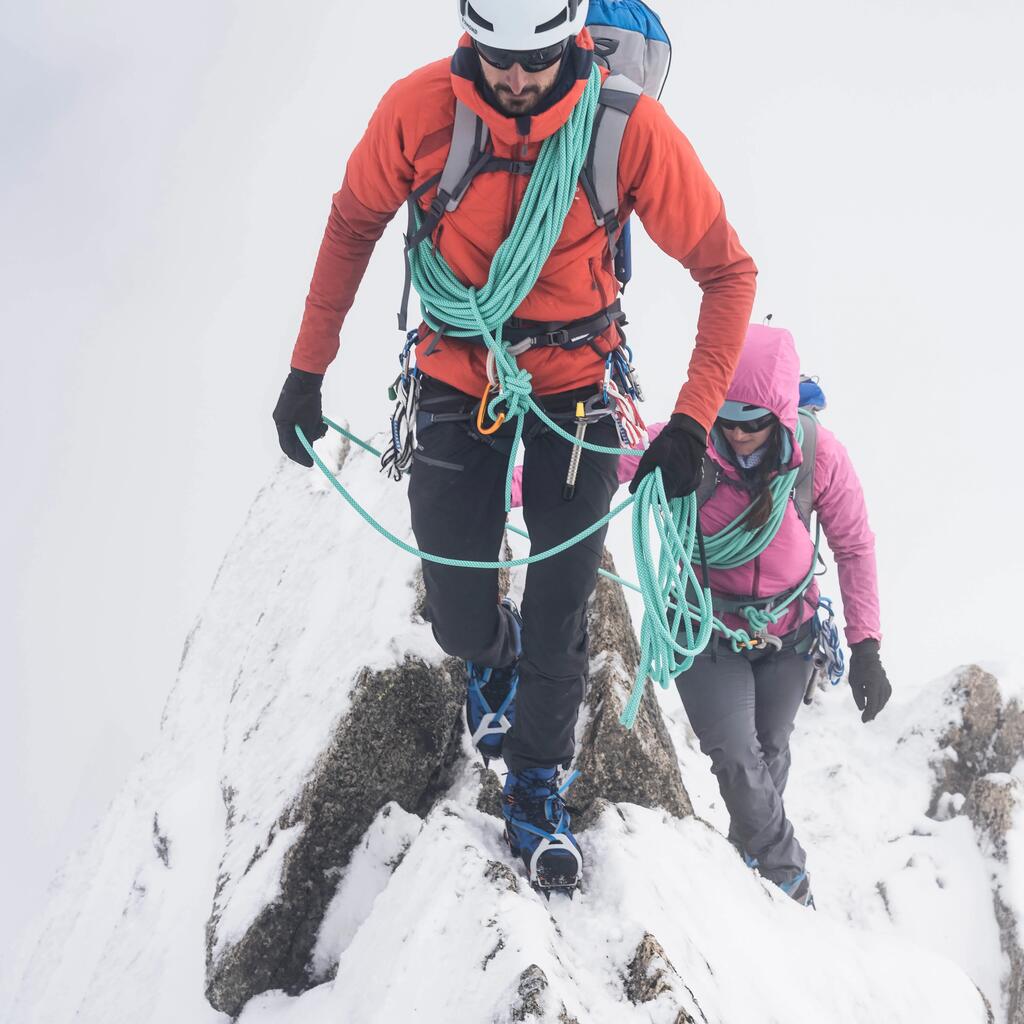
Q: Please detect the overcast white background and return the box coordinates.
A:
[3,0,1022,965]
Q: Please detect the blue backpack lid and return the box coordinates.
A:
[587,0,671,42]
[799,376,827,411]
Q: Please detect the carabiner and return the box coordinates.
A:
[476,381,506,436]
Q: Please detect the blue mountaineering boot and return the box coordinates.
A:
[778,870,816,909]
[502,766,583,897]
[465,598,522,765]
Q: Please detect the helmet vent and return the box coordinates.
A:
[535,7,568,33]
[466,2,494,31]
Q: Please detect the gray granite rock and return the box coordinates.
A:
[507,964,579,1023]
[965,774,1024,1024]
[624,931,705,1023]
[930,665,1023,815]
[965,774,1021,864]
[205,543,692,1017]
[205,655,465,1018]
[571,550,693,829]
[930,665,1024,1024]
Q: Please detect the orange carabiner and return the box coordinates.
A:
[476,381,506,436]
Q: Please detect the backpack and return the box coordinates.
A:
[398,1,673,333]
[696,379,827,532]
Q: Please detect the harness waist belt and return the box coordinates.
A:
[710,616,815,653]
[711,582,808,615]
[421,301,625,356]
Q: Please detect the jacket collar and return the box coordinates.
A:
[450,29,597,147]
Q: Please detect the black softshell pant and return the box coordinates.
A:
[676,634,814,885]
[408,377,620,773]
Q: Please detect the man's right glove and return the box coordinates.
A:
[848,638,892,723]
[628,413,707,500]
[273,368,327,468]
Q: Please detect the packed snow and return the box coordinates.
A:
[1,432,1015,1023]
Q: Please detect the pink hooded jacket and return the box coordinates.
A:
[510,325,881,644]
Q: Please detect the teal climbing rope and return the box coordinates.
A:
[300,417,819,729]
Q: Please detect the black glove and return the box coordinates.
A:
[273,368,327,467]
[628,413,707,500]
[848,638,892,723]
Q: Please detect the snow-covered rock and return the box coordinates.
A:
[927,666,1024,1024]
[0,437,1006,1023]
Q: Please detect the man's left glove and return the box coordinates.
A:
[273,368,327,468]
[629,413,707,500]
[848,638,892,723]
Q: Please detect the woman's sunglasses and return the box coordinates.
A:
[474,39,568,73]
[717,413,777,434]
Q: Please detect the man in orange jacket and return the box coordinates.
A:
[274,0,756,894]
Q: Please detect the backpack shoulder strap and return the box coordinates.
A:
[437,100,491,214]
[792,409,818,531]
[580,75,643,265]
[405,100,490,254]
[399,100,491,328]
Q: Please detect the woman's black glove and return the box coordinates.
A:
[273,368,327,467]
[848,638,892,723]
[629,413,707,500]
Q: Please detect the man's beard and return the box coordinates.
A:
[492,84,545,114]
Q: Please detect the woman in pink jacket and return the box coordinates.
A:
[645,324,890,907]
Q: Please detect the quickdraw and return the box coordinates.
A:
[380,331,423,482]
[804,596,846,702]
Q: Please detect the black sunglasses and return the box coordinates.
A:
[717,413,777,434]
[474,39,568,73]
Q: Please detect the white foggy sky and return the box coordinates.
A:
[3,0,1023,963]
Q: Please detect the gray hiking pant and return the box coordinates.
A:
[676,636,813,884]
[407,377,620,774]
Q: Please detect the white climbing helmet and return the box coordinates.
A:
[458,0,589,53]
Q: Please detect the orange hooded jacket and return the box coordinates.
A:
[291,30,756,432]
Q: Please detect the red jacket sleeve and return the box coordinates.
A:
[619,96,757,431]
[290,80,417,375]
[290,182,396,374]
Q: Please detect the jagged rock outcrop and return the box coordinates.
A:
[929,665,1024,1024]
[205,656,465,1017]
[571,550,694,828]
[966,774,1024,1024]
[506,964,579,1024]
[625,932,706,1023]
[930,665,1024,817]
[205,520,691,1015]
